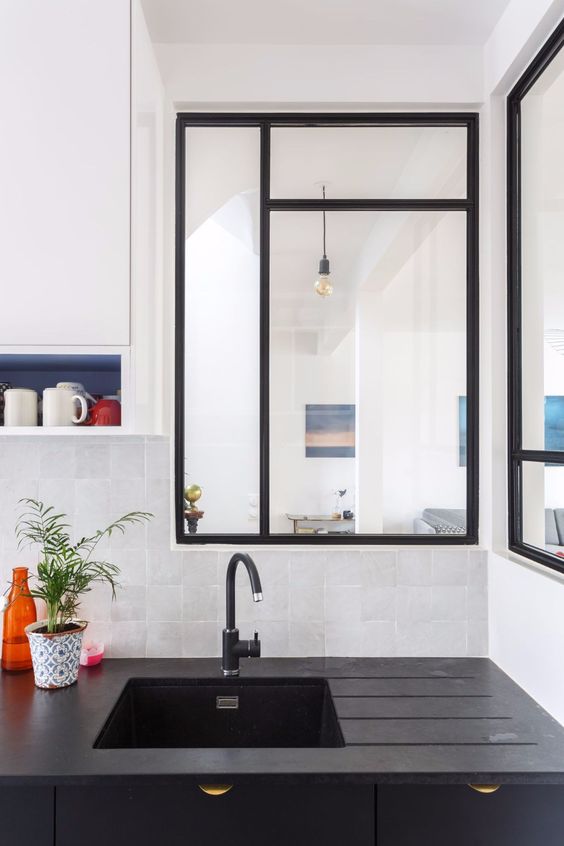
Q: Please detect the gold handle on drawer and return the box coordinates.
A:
[198,784,234,796]
[468,784,501,794]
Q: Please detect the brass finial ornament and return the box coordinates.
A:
[184,484,202,511]
[184,484,204,535]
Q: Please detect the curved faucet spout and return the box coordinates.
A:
[225,552,263,630]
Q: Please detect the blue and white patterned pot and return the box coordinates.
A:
[25,620,87,689]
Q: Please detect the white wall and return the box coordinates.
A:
[131,0,166,434]
[270,329,356,532]
[380,214,467,533]
[185,198,260,535]
[484,0,564,725]
[0,0,130,346]
[490,552,564,724]
[155,43,483,106]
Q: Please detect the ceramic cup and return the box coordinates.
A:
[56,381,95,403]
[43,388,88,426]
[3,388,38,426]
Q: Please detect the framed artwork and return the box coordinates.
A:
[545,396,564,454]
[305,404,355,458]
[458,396,467,467]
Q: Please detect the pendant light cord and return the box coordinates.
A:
[322,184,327,258]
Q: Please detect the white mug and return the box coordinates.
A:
[56,381,95,404]
[43,388,88,427]
[3,389,38,426]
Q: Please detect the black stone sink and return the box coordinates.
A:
[94,677,345,749]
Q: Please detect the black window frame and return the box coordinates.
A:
[508,21,564,573]
[175,112,480,545]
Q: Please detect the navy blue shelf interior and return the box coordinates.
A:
[0,354,121,398]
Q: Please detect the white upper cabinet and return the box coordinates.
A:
[0,0,130,346]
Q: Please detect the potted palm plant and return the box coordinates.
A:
[15,498,151,689]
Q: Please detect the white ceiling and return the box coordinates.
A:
[141,0,511,46]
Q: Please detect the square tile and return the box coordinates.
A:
[182,585,218,621]
[431,586,467,621]
[110,443,145,479]
[260,620,290,657]
[111,549,147,587]
[147,585,182,622]
[325,621,362,656]
[110,585,146,622]
[37,478,75,517]
[146,439,170,480]
[432,549,468,585]
[325,551,362,585]
[146,622,182,657]
[467,620,488,655]
[289,620,325,656]
[398,550,432,586]
[290,584,324,621]
[360,551,397,587]
[148,549,182,585]
[75,479,111,516]
[182,550,219,586]
[289,551,325,586]
[360,621,396,657]
[110,621,146,658]
[182,621,220,657]
[396,586,432,623]
[40,441,75,479]
[324,585,361,622]
[75,444,110,479]
[361,586,396,621]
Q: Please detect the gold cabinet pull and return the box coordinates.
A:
[468,784,501,794]
[198,784,234,796]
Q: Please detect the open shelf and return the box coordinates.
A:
[0,353,123,432]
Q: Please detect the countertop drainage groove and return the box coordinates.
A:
[338,716,512,721]
[332,694,494,699]
[326,675,476,680]
[346,742,538,747]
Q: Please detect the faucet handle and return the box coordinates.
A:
[248,630,261,658]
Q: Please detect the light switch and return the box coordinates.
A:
[248,494,258,520]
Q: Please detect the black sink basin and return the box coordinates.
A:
[94,677,345,749]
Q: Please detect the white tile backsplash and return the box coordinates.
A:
[0,435,488,658]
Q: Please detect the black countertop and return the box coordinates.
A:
[2,657,564,786]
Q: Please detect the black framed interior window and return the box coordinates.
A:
[508,21,564,572]
[175,113,479,545]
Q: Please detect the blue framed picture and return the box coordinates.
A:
[545,396,564,453]
[305,404,355,458]
[458,396,467,467]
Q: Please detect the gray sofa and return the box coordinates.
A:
[545,508,564,552]
[415,507,564,548]
[414,508,466,535]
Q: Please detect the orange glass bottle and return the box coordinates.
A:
[2,567,36,671]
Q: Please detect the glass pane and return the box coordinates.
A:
[184,127,260,534]
[270,126,466,199]
[521,47,564,451]
[269,210,467,535]
[522,461,564,560]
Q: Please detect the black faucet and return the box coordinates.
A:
[222,552,263,676]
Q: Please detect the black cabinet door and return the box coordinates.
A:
[0,786,54,845]
[56,784,375,846]
[378,785,564,846]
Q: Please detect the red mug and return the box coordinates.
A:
[86,399,121,426]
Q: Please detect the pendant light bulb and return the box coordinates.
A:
[315,256,333,297]
[314,185,333,297]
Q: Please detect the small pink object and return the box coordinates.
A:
[79,641,104,667]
